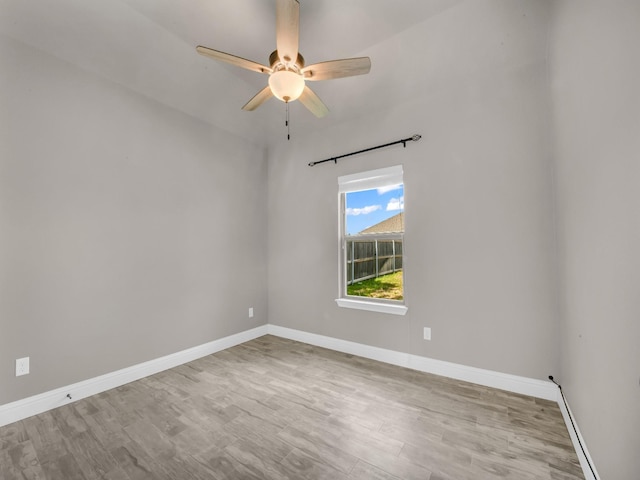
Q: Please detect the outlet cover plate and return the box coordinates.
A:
[16,357,30,376]
[249,307,254,318]
[423,327,431,341]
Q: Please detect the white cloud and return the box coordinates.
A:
[377,184,403,195]
[386,196,404,211]
[346,205,381,216]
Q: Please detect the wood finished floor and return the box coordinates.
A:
[0,335,584,480]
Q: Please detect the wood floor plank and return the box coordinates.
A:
[0,448,21,480]
[193,445,265,480]
[6,439,46,480]
[400,435,472,475]
[122,418,177,460]
[347,442,433,480]
[0,421,28,450]
[60,431,119,480]
[279,447,350,480]
[277,423,360,474]
[40,452,86,480]
[110,442,169,480]
[224,436,297,480]
[21,412,68,466]
[348,460,402,480]
[0,335,584,480]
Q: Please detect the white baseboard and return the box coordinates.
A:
[1,322,594,480]
[267,324,411,368]
[555,390,600,480]
[0,325,268,428]
[267,324,558,401]
[406,354,558,401]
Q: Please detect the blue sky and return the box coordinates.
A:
[345,184,404,235]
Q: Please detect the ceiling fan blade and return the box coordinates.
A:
[242,86,274,111]
[276,0,299,65]
[196,46,272,74]
[302,57,371,81]
[298,86,329,118]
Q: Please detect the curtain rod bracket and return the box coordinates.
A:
[309,134,421,167]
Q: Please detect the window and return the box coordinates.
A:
[336,165,407,315]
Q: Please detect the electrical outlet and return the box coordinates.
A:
[16,357,30,376]
[423,327,431,341]
[249,307,254,318]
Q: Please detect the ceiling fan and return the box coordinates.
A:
[196,0,371,118]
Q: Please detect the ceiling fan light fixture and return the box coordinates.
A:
[269,70,305,103]
[196,0,370,117]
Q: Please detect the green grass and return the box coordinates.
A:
[347,271,403,300]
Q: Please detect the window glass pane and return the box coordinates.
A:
[344,184,404,301]
[344,185,404,235]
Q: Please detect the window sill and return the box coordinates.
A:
[335,298,408,316]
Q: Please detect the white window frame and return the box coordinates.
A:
[336,165,408,316]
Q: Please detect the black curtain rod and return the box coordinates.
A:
[308,134,422,167]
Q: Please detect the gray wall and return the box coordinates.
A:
[3,1,639,477]
[550,1,640,479]
[268,1,559,381]
[0,36,268,405]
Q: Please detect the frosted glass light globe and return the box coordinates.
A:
[268,70,305,102]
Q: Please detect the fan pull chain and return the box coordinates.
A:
[285,101,290,140]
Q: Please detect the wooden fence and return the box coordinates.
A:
[346,237,403,285]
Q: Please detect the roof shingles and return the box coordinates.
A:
[358,212,404,234]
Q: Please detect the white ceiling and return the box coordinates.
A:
[1,0,464,146]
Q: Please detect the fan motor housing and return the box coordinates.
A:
[269,50,305,71]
